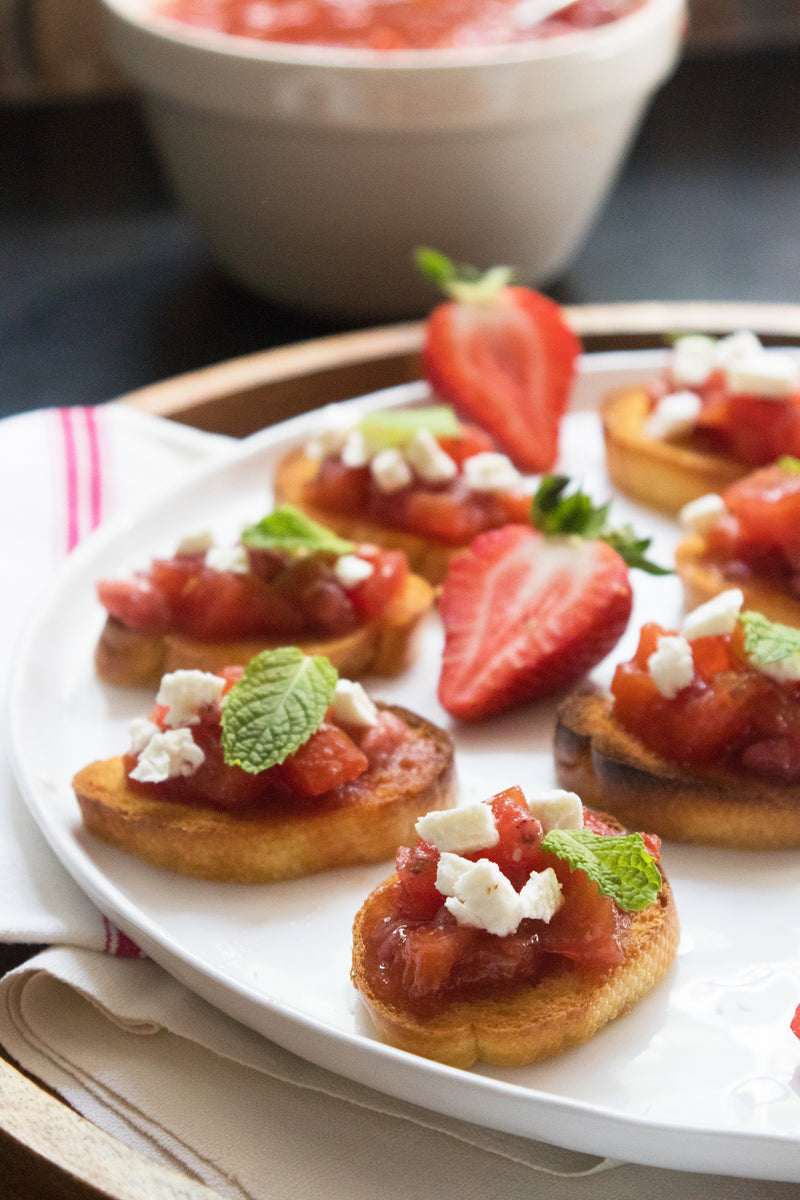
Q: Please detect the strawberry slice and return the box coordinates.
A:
[437,524,633,721]
[417,249,581,472]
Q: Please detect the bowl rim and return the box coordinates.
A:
[99,0,687,71]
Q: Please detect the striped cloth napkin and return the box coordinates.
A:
[0,405,791,1200]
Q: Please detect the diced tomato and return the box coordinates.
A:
[96,575,171,633]
[695,393,800,467]
[473,786,547,890]
[791,1004,800,1041]
[721,461,800,565]
[305,458,370,514]
[397,923,471,1001]
[401,489,491,543]
[171,570,303,640]
[396,841,442,919]
[436,423,494,466]
[538,866,624,972]
[347,548,408,618]
[278,722,368,796]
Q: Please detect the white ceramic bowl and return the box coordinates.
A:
[100,0,687,320]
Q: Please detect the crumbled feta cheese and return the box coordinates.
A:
[671,335,717,387]
[725,352,800,398]
[713,329,762,368]
[518,867,564,923]
[462,452,521,493]
[128,717,159,756]
[526,788,583,832]
[442,857,524,937]
[404,428,458,484]
[647,635,695,699]
[644,390,702,441]
[331,678,378,727]
[306,425,350,460]
[678,492,727,535]
[370,448,413,493]
[416,803,499,855]
[333,554,374,588]
[435,851,474,897]
[175,530,214,556]
[341,430,370,468]
[205,543,249,574]
[681,588,743,641]
[129,727,204,783]
[156,670,227,728]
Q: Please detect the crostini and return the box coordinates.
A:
[274,405,534,585]
[74,648,456,882]
[94,505,434,686]
[675,458,800,627]
[554,590,800,848]
[351,783,678,1068]
[602,331,800,514]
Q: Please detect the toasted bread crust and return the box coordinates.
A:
[94,570,434,687]
[73,705,456,882]
[554,685,800,848]
[351,853,679,1068]
[601,386,744,514]
[274,447,464,585]
[675,532,800,627]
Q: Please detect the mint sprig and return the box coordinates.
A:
[414,246,514,304]
[221,648,337,774]
[740,610,800,668]
[240,505,354,557]
[531,476,671,576]
[777,456,800,476]
[541,828,662,912]
[359,405,461,450]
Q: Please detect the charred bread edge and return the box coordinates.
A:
[601,386,745,514]
[73,704,456,883]
[94,569,434,687]
[554,685,800,849]
[351,827,679,1069]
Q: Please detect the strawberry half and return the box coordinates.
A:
[417,249,581,473]
[437,524,633,721]
[436,475,670,721]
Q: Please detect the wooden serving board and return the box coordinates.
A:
[5,300,800,1199]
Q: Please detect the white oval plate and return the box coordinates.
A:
[9,352,800,1181]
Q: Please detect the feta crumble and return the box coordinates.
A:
[416,803,499,855]
[678,492,727,535]
[681,589,743,641]
[644,390,702,441]
[156,670,227,728]
[462,452,521,493]
[129,727,204,783]
[331,678,378,727]
[647,635,695,699]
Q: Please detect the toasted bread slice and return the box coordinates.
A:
[554,685,800,848]
[675,532,800,628]
[351,836,678,1069]
[94,570,434,687]
[601,386,744,515]
[73,705,456,882]
[274,447,463,585]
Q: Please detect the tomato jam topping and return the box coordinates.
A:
[611,619,800,783]
[158,0,645,51]
[305,424,532,545]
[698,461,800,593]
[362,788,641,1017]
[98,542,408,640]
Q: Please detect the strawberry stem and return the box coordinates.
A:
[414,246,513,304]
[531,476,671,576]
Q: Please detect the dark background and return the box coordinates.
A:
[2,44,799,418]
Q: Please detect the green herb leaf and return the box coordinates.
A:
[220,648,338,774]
[541,828,662,912]
[740,610,800,668]
[531,476,671,575]
[777,456,800,476]
[414,246,513,304]
[359,405,461,451]
[240,505,354,556]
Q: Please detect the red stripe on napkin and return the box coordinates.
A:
[57,407,105,554]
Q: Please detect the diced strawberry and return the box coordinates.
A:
[422,285,580,472]
[279,722,368,796]
[437,524,633,720]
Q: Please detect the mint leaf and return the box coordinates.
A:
[778,456,800,476]
[541,828,662,912]
[531,476,671,576]
[359,405,461,450]
[220,648,337,774]
[740,609,800,668]
[240,505,354,556]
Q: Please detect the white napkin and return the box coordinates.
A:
[0,405,794,1200]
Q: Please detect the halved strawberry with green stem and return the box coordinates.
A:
[417,248,581,473]
[437,477,669,721]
